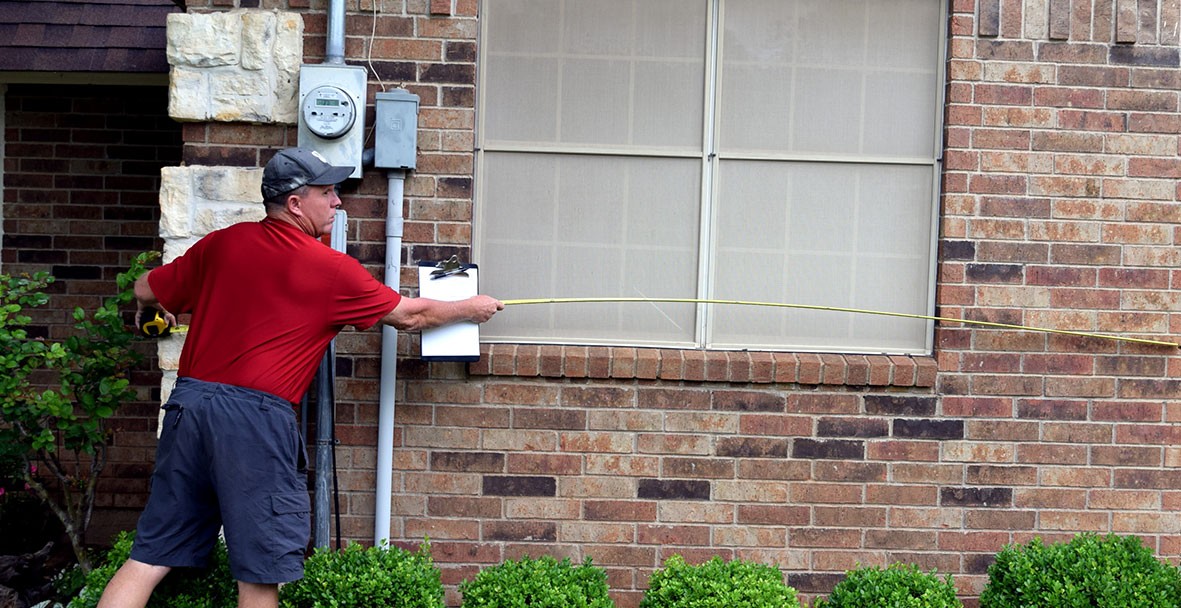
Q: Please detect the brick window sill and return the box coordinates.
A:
[470,344,937,388]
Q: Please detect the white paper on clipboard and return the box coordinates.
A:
[418,262,480,361]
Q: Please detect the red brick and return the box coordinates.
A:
[703,351,728,382]
[868,440,941,462]
[1058,109,1126,131]
[797,354,823,384]
[965,509,1036,530]
[739,413,810,437]
[736,504,810,526]
[787,393,859,414]
[434,405,510,428]
[636,348,660,379]
[587,348,612,379]
[539,345,564,376]
[772,353,799,383]
[937,531,1012,553]
[791,528,861,549]
[658,349,684,380]
[563,386,636,408]
[1092,445,1162,467]
[637,524,710,546]
[727,351,752,383]
[683,349,706,381]
[842,355,870,386]
[583,546,656,567]
[819,354,847,385]
[565,347,589,378]
[484,382,559,406]
[610,347,637,379]
[792,483,863,504]
[514,345,541,377]
[865,358,907,390]
[749,351,775,383]
[737,459,811,481]
[865,528,937,550]
[490,344,516,375]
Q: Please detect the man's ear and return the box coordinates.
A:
[285,192,303,216]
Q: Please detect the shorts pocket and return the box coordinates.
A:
[272,492,310,517]
[267,492,311,573]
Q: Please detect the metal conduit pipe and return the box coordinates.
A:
[312,209,348,548]
[374,171,405,545]
[324,0,346,64]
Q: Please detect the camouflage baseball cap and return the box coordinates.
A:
[261,148,354,200]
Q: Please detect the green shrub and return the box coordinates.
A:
[639,555,799,608]
[813,563,961,608]
[1,254,154,572]
[52,563,86,605]
[980,532,1181,608]
[459,555,613,608]
[280,542,444,608]
[68,531,235,608]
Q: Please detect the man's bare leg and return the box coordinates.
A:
[96,559,171,608]
[237,581,279,608]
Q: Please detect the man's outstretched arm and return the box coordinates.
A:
[380,295,503,332]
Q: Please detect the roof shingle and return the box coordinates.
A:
[0,0,182,73]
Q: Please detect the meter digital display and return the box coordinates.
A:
[300,85,356,140]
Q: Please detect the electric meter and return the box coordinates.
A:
[297,63,367,179]
[301,85,357,140]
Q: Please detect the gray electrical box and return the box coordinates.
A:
[374,89,420,170]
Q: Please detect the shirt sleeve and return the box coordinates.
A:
[147,234,213,315]
[330,255,402,330]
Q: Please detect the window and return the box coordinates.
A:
[475,0,946,354]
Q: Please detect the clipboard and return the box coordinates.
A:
[418,260,480,362]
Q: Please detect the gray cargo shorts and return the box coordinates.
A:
[130,377,310,584]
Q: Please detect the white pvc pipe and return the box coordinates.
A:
[375,171,405,545]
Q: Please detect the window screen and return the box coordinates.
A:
[476,0,946,354]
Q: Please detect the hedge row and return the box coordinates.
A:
[68,532,1181,608]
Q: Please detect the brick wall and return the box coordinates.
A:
[144,0,1181,606]
[2,83,183,541]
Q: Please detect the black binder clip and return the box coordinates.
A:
[429,255,471,280]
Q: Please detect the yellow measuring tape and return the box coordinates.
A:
[502,297,1179,348]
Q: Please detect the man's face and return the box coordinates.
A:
[294,184,342,237]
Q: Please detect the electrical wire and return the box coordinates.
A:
[501,297,1179,348]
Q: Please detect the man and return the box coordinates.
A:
[97,148,502,608]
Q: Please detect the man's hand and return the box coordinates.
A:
[466,295,504,323]
[135,305,177,336]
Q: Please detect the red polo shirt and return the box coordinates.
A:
[149,217,401,403]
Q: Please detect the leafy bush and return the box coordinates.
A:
[813,563,961,608]
[980,533,1181,608]
[639,555,799,608]
[459,555,613,608]
[52,564,86,605]
[69,531,235,608]
[280,542,444,608]
[1,253,155,571]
